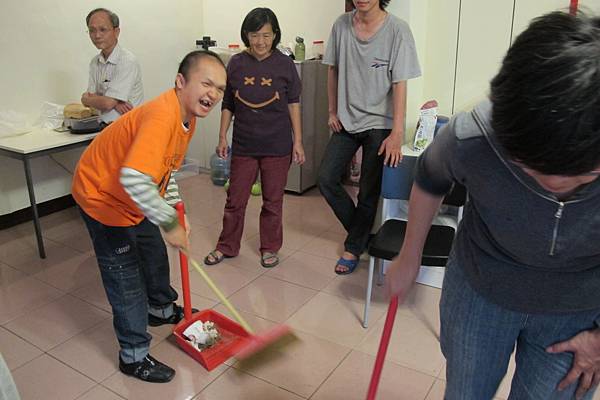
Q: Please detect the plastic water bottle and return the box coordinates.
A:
[311,40,324,60]
[210,149,230,186]
[294,37,305,61]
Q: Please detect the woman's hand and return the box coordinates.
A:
[293,142,306,165]
[547,328,600,399]
[216,137,229,159]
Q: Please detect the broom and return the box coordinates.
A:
[184,254,296,360]
[366,296,399,400]
[175,201,296,361]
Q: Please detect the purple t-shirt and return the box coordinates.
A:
[222,49,301,157]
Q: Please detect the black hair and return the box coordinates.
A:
[490,11,600,175]
[240,7,281,50]
[86,8,119,28]
[177,50,225,80]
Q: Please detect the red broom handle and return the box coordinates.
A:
[366,296,399,400]
[570,0,578,15]
[175,202,192,321]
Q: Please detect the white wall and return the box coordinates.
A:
[0,0,203,216]
[387,0,424,141]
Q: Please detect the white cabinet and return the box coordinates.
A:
[512,0,570,40]
[409,0,584,118]
[419,0,461,118]
[453,0,514,113]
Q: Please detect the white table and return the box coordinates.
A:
[0,128,98,258]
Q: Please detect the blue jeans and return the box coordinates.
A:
[440,261,600,399]
[317,128,389,257]
[80,209,178,363]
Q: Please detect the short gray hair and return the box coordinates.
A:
[86,8,120,28]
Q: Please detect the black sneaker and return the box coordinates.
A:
[148,303,198,327]
[119,355,175,383]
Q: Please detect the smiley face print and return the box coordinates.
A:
[235,75,280,109]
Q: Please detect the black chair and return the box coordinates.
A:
[363,162,466,328]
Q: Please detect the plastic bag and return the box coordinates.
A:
[413,100,438,152]
[0,110,32,138]
[37,102,65,129]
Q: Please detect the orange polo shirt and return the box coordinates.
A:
[72,89,196,226]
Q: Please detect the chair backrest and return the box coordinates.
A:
[381,162,467,207]
[381,160,417,200]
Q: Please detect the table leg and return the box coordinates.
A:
[23,157,46,259]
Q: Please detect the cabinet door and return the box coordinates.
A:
[579,0,600,13]
[420,0,461,118]
[453,0,514,113]
[512,0,572,41]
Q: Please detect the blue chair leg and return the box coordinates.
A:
[364,255,376,328]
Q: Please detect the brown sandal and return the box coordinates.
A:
[204,250,225,266]
[260,252,279,268]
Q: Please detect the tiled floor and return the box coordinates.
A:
[1,173,598,400]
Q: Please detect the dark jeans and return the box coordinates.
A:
[441,261,600,399]
[80,209,178,363]
[317,128,390,257]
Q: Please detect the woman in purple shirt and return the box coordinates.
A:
[204,7,304,268]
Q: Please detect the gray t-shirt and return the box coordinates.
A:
[323,11,421,133]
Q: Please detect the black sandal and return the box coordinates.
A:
[260,252,280,268]
[204,250,225,266]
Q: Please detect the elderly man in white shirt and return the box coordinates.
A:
[82,8,143,123]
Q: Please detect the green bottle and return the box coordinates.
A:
[294,36,305,61]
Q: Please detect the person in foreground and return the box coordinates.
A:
[385,11,600,400]
[72,51,226,382]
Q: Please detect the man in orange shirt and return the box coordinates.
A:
[72,50,226,383]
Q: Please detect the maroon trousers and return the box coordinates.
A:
[216,154,291,256]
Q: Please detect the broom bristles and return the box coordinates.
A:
[235,325,296,360]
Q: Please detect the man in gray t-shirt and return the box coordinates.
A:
[317,0,420,274]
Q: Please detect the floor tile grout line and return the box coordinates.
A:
[229,363,312,399]
[180,362,232,399]
[0,291,69,329]
[306,347,354,399]
[353,347,443,379]
[74,383,126,400]
[3,294,111,357]
[44,313,113,356]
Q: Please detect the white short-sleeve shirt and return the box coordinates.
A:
[88,44,144,123]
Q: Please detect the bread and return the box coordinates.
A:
[64,103,94,119]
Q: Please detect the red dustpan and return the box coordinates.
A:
[172,203,250,371]
[172,202,295,369]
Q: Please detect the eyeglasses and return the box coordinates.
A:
[248,32,274,41]
[87,27,114,35]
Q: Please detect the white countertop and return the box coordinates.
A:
[0,128,98,154]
